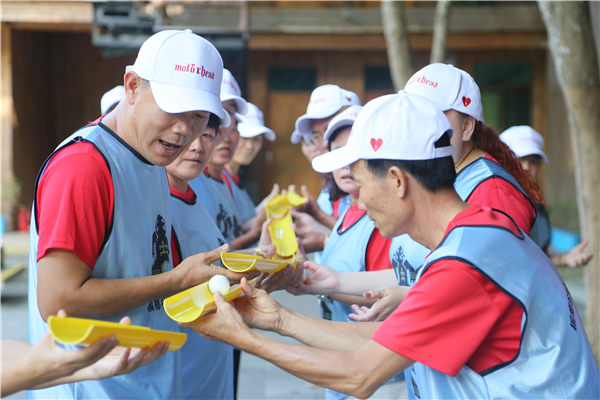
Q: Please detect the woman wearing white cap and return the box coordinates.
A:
[501,125,592,268]
[224,102,277,228]
[404,64,544,246]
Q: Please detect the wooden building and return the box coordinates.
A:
[0,1,591,231]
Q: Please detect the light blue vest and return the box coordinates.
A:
[223,169,256,224]
[28,124,180,399]
[170,191,233,399]
[190,173,241,243]
[320,206,374,323]
[406,221,600,399]
[320,204,375,400]
[455,157,543,247]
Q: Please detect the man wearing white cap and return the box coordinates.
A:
[28,29,231,399]
[100,85,125,115]
[501,125,592,267]
[183,91,599,399]
[225,102,276,226]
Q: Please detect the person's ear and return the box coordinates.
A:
[123,72,142,104]
[461,115,476,142]
[387,166,409,199]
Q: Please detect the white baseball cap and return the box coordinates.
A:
[312,91,453,173]
[500,125,548,162]
[126,29,225,119]
[221,69,248,115]
[238,102,276,141]
[323,105,363,142]
[405,63,484,123]
[100,85,125,115]
[295,84,361,138]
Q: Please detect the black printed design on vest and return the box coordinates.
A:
[392,245,418,286]
[216,203,242,240]
[151,214,170,275]
[148,214,169,313]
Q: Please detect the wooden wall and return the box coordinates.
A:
[11,29,135,210]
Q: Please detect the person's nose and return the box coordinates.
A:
[172,113,195,138]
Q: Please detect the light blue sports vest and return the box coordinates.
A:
[455,157,544,247]
[223,169,256,224]
[190,173,242,243]
[28,123,180,399]
[313,192,351,264]
[405,219,600,399]
[170,191,233,399]
[320,204,375,400]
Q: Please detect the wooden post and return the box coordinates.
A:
[381,0,414,90]
[1,23,15,229]
[430,0,450,64]
[538,1,600,360]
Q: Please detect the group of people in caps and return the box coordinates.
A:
[11,28,598,399]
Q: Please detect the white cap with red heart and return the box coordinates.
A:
[312,91,453,173]
[220,68,248,115]
[404,63,484,123]
[323,105,363,142]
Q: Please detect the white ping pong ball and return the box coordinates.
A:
[208,274,230,295]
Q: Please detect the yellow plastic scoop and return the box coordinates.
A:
[221,252,290,274]
[164,280,246,323]
[47,315,186,351]
[265,192,307,258]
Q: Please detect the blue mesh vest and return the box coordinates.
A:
[190,173,241,243]
[406,219,599,399]
[223,168,256,224]
[28,123,180,399]
[170,191,234,399]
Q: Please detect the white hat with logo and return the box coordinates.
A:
[238,102,276,141]
[294,84,361,140]
[220,69,248,115]
[323,104,363,142]
[404,63,484,123]
[126,29,225,119]
[312,91,453,173]
[500,125,548,162]
[100,85,125,115]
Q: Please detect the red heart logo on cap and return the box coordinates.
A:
[370,138,383,152]
[462,96,471,107]
[346,96,352,102]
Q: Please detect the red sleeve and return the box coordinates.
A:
[466,178,535,235]
[36,142,114,269]
[371,260,523,376]
[365,228,393,271]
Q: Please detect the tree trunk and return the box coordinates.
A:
[381,0,414,90]
[430,0,450,64]
[538,1,600,359]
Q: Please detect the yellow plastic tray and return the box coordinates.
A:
[47,316,186,351]
[221,252,290,273]
[164,278,258,323]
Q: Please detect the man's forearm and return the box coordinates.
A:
[336,269,398,295]
[277,307,379,351]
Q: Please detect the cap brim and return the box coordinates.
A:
[221,93,248,115]
[238,122,276,141]
[291,130,302,144]
[311,146,359,173]
[150,81,225,118]
[295,108,338,135]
